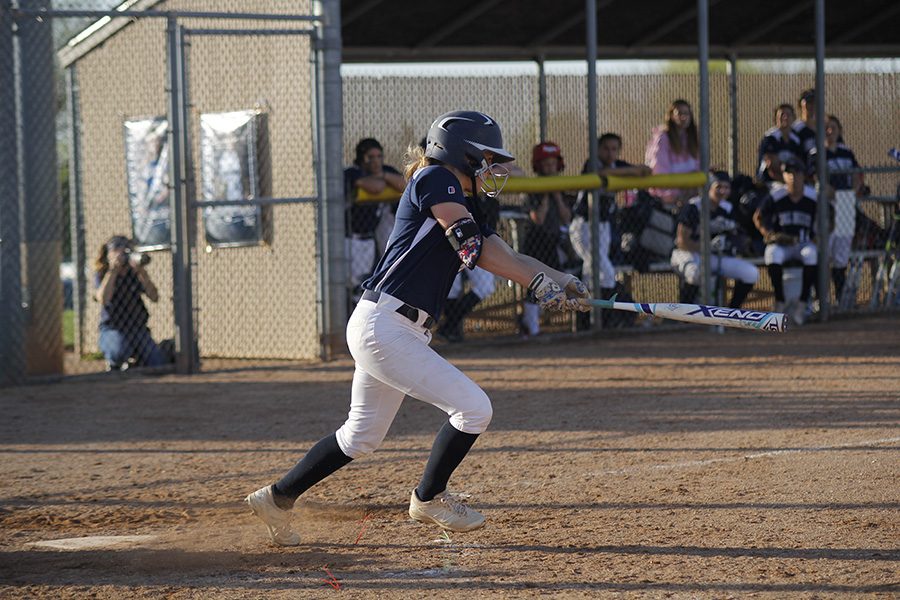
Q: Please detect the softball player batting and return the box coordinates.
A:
[246,111,591,545]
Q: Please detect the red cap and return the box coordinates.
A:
[532,141,564,173]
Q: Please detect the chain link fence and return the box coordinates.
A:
[2,1,898,386]
[343,61,899,342]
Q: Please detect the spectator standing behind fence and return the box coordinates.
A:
[809,115,865,303]
[757,103,803,187]
[670,171,757,308]
[571,133,651,308]
[345,138,406,306]
[93,235,165,371]
[753,156,820,326]
[519,142,576,337]
[792,89,818,168]
[645,99,701,210]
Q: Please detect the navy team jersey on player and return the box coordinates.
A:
[572,158,632,222]
[677,196,735,242]
[757,126,803,183]
[363,165,495,321]
[791,120,817,165]
[809,143,860,191]
[757,185,818,243]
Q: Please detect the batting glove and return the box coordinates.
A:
[527,272,567,311]
[560,274,591,300]
[566,297,593,312]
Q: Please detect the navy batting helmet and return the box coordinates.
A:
[425,111,514,178]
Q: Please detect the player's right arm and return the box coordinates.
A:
[752,195,774,238]
[431,201,582,311]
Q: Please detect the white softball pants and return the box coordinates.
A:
[569,216,615,289]
[670,249,758,285]
[335,293,493,458]
[764,241,818,266]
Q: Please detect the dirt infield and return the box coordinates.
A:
[1,315,898,598]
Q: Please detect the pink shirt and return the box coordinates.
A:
[645,126,700,206]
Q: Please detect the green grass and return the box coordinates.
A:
[63,309,74,349]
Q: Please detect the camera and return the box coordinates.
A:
[125,249,151,266]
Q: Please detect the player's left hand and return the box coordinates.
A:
[565,297,593,312]
[527,272,567,311]
[560,274,590,300]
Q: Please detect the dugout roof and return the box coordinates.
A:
[57,0,900,67]
[340,0,900,61]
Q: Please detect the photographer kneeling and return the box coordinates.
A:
[94,235,165,370]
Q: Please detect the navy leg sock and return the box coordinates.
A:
[272,433,352,509]
[416,421,479,502]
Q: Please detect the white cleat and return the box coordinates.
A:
[408,489,485,532]
[245,485,301,546]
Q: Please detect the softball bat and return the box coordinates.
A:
[590,296,786,332]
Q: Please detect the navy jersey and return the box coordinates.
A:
[757,185,818,243]
[808,143,859,190]
[94,269,149,330]
[677,197,735,242]
[363,165,496,320]
[791,120,817,167]
[344,164,401,236]
[757,126,803,183]
[573,159,632,220]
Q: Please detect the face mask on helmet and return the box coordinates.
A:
[475,158,510,198]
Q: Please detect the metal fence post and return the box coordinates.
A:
[66,65,86,356]
[315,0,347,359]
[814,0,830,321]
[585,0,601,329]
[727,54,739,178]
[0,0,25,386]
[697,0,712,305]
[167,15,196,373]
[537,54,547,142]
[18,0,63,375]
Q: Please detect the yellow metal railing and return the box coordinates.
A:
[354,171,708,202]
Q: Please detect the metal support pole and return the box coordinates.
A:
[585,0,601,329]
[18,0,62,375]
[315,0,347,359]
[166,16,196,373]
[814,0,830,321]
[0,0,25,386]
[727,53,739,178]
[66,65,86,356]
[537,54,548,142]
[697,0,712,305]
[179,25,201,368]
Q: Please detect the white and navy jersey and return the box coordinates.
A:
[757,126,802,183]
[791,120,817,166]
[363,165,496,320]
[808,143,859,190]
[677,197,735,242]
[573,159,632,221]
[757,184,818,243]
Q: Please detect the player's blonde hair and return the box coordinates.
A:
[404,143,437,180]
